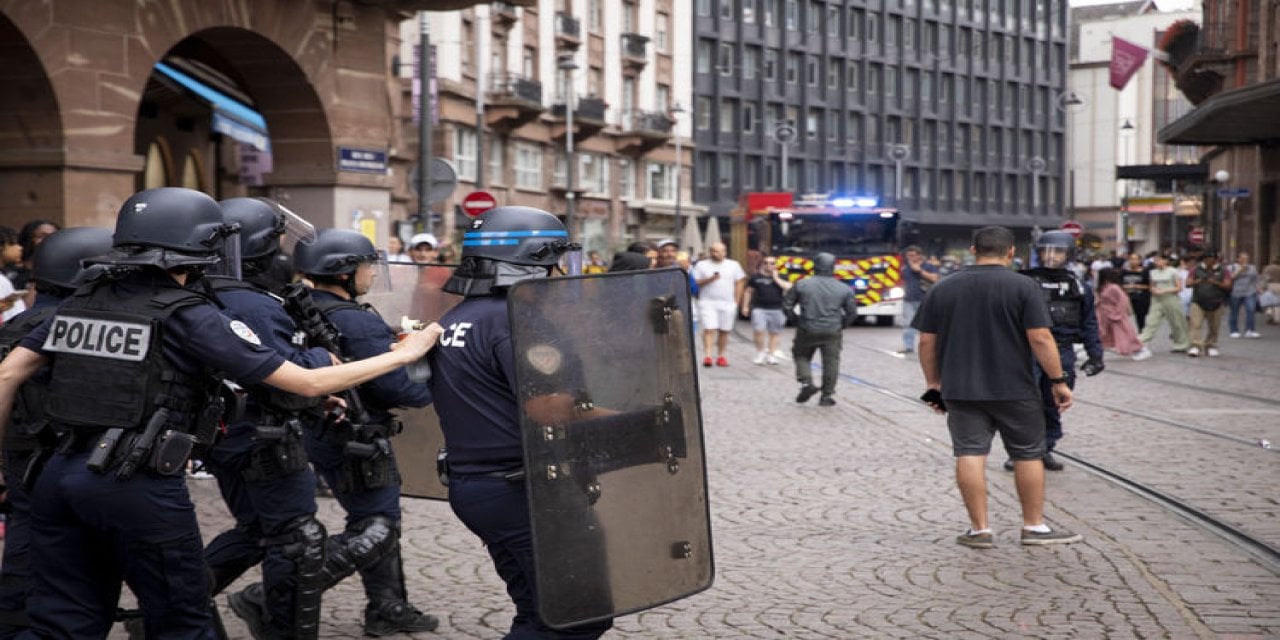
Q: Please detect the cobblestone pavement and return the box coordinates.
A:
[86,319,1280,638]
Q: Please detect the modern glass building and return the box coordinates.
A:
[692,0,1070,252]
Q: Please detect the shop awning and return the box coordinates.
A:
[154,62,271,152]
[1157,78,1280,145]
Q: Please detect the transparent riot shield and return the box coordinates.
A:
[507,267,713,627]
[363,261,461,500]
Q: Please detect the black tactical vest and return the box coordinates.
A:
[1026,268,1085,329]
[42,280,210,433]
[0,305,58,449]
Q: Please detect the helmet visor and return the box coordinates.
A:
[368,249,392,292]
[206,227,243,280]
[1039,246,1070,268]
[276,203,318,250]
[563,249,584,275]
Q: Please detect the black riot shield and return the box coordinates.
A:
[364,261,461,500]
[507,267,714,627]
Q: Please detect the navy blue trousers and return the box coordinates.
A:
[448,476,612,640]
[1037,345,1077,453]
[22,451,215,639]
[204,427,318,636]
[0,450,36,638]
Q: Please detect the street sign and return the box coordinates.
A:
[409,158,459,205]
[1216,187,1250,198]
[1188,228,1205,244]
[1060,220,1083,238]
[337,147,388,174]
[461,190,497,217]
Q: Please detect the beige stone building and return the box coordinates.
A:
[401,0,698,255]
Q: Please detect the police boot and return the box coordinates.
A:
[1042,452,1065,471]
[228,583,270,640]
[360,548,439,636]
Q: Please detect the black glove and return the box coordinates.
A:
[1081,356,1105,377]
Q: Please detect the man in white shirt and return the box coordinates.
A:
[691,242,746,366]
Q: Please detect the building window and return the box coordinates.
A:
[806,108,819,139]
[886,16,898,47]
[903,69,915,100]
[514,142,542,189]
[827,110,838,141]
[764,49,778,80]
[720,0,734,20]
[807,56,818,85]
[806,161,819,191]
[647,162,675,201]
[764,0,776,26]
[720,99,736,133]
[828,6,843,38]
[847,63,860,94]
[696,153,713,187]
[765,158,778,188]
[743,0,756,22]
[786,52,800,83]
[847,112,862,147]
[579,153,610,196]
[719,155,735,188]
[785,0,798,29]
[588,0,603,31]
[885,67,897,98]
[827,58,840,88]
[655,13,669,52]
[808,0,820,31]
[454,127,477,181]
[719,43,734,75]
[743,47,758,79]
[619,158,634,200]
[697,0,712,16]
[743,102,757,133]
[655,84,670,111]
[745,156,760,188]
[489,137,505,185]
[696,40,713,74]
[696,96,712,129]
[849,9,861,41]
[904,19,915,48]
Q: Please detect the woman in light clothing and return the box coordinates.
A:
[1263,257,1280,325]
[1139,254,1191,352]
[1227,252,1261,338]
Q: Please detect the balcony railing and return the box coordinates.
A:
[489,73,542,105]
[622,110,673,134]
[552,96,607,121]
[556,12,581,39]
[492,2,518,16]
[621,33,649,59]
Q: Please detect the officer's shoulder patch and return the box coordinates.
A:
[229,320,262,346]
[525,343,562,375]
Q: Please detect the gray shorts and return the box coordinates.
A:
[945,399,1045,459]
[750,308,786,333]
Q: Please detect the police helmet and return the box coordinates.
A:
[444,206,575,297]
[293,228,380,277]
[30,227,115,290]
[812,252,836,275]
[1034,231,1077,269]
[109,187,232,269]
[460,206,572,267]
[219,198,287,260]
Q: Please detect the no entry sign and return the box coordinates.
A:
[1060,220,1083,238]
[462,191,497,217]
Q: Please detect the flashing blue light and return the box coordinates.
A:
[879,211,896,218]
[831,197,856,207]
[855,197,879,208]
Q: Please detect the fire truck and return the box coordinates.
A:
[729,192,906,326]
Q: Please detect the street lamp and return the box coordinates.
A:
[1055,90,1087,219]
[671,103,686,241]
[559,53,578,240]
[772,121,796,191]
[1210,169,1231,252]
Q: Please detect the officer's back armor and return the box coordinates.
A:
[0,306,58,450]
[42,280,213,437]
[1025,267,1085,330]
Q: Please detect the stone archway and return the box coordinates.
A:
[0,12,64,227]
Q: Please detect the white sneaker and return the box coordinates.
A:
[1207,347,1220,357]
[1187,347,1201,357]
[752,352,767,365]
[1245,331,1261,338]
[766,355,779,365]
[1229,332,1241,338]
[1132,347,1152,361]
[771,349,787,360]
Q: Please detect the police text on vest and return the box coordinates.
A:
[43,316,152,361]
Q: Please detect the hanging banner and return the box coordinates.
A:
[1109,37,1149,90]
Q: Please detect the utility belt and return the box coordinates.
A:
[61,423,196,481]
[436,449,524,487]
[10,421,62,492]
[242,417,310,482]
[320,417,403,494]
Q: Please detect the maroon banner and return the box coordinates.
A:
[1109,36,1149,90]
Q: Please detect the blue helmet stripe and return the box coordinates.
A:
[463,230,569,239]
[462,239,521,247]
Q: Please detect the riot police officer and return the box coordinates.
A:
[230,228,438,636]
[1010,231,1105,471]
[0,227,113,637]
[202,198,330,640]
[429,206,613,639]
[0,188,442,639]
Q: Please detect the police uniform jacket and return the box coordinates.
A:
[311,290,430,425]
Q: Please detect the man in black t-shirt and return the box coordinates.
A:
[740,256,790,365]
[911,226,1083,549]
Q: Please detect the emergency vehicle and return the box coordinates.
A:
[729,192,906,326]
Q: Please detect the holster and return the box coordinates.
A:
[338,435,399,493]
[243,418,309,482]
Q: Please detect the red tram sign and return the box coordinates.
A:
[461,191,497,217]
